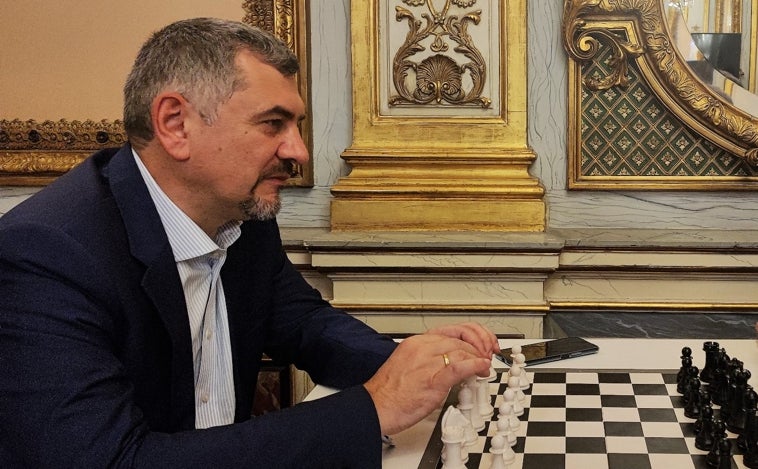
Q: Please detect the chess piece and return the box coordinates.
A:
[503,388,523,417]
[441,406,473,463]
[487,434,514,469]
[694,388,712,434]
[477,375,494,420]
[495,406,518,446]
[677,356,693,395]
[695,405,715,451]
[701,341,720,383]
[681,366,699,405]
[684,373,702,419]
[458,383,485,432]
[706,420,729,468]
[513,352,530,390]
[441,425,466,469]
[507,375,526,403]
[738,388,757,451]
[498,399,520,432]
[727,370,752,434]
[742,391,758,468]
[677,346,693,392]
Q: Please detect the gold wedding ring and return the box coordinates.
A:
[442,353,450,367]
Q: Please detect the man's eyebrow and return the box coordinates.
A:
[257,105,306,123]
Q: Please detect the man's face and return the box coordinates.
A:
[184,49,308,226]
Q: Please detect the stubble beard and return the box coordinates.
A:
[239,160,294,221]
[239,191,281,221]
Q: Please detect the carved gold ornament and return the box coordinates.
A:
[390,0,491,108]
[563,0,758,167]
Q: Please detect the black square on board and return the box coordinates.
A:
[638,408,678,422]
[601,395,637,407]
[522,453,565,469]
[645,436,689,453]
[607,453,652,469]
[679,422,696,437]
[632,383,669,395]
[531,372,567,383]
[566,436,607,453]
[566,407,603,421]
[598,372,632,383]
[566,383,601,395]
[529,395,566,408]
[604,421,644,437]
[525,421,566,437]
[662,373,678,384]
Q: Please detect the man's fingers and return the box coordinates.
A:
[434,356,492,390]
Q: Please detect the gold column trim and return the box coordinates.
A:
[331,0,544,232]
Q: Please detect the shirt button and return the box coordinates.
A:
[201,394,209,403]
[206,330,213,340]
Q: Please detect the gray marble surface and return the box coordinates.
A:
[546,311,758,339]
[281,227,758,250]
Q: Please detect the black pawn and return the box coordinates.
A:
[738,389,757,452]
[706,420,730,468]
[701,341,720,383]
[685,374,703,419]
[695,405,716,451]
[727,371,752,434]
[743,391,758,468]
[683,366,700,405]
[679,356,694,394]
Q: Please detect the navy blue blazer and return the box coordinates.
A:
[0,145,397,468]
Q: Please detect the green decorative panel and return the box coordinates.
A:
[577,42,758,184]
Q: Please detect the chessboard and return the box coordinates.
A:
[417,343,758,469]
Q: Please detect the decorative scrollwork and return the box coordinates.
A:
[389,0,491,108]
[562,0,758,166]
[0,119,125,152]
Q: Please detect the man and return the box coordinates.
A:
[0,18,499,467]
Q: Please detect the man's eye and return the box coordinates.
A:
[264,119,284,130]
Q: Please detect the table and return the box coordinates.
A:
[305,338,758,468]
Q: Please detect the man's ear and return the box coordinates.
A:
[151,92,191,161]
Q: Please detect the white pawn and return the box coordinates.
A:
[503,388,523,417]
[487,434,515,469]
[441,425,466,469]
[457,384,485,432]
[498,399,521,432]
[510,345,522,362]
[507,375,526,402]
[513,352,530,390]
[495,402,518,445]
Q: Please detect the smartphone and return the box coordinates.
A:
[497,337,599,366]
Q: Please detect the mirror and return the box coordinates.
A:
[563,0,758,165]
[666,0,758,116]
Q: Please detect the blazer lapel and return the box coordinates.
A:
[104,145,196,430]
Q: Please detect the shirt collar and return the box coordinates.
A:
[132,149,242,262]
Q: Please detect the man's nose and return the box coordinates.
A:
[277,124,309,165]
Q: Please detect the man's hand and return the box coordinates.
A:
[363,323,498,436]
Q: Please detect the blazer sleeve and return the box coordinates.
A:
[0,222,388,468]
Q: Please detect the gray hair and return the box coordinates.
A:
[123,17,299,148]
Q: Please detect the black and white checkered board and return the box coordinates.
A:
[418,369,748,469]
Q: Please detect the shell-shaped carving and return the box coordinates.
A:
[414,55,463,102]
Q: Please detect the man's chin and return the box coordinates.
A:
[240,196,281,221]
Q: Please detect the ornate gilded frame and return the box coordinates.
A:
[0,0,312,186]
[563,0,758,189]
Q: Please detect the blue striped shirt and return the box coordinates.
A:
[133,150,241,429]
